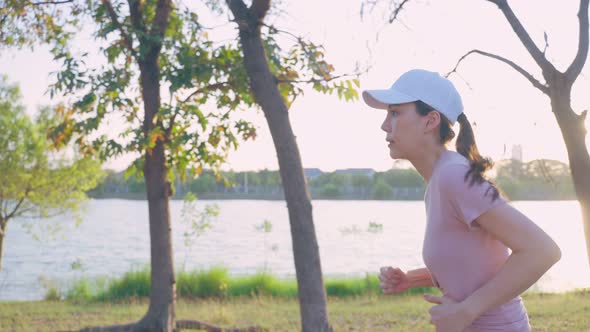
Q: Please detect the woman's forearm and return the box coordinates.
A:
[407,268,436,288]
[462,246,561,318]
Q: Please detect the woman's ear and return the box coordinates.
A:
[424,111,441,133]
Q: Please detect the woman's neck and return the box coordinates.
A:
[409,147,449,183]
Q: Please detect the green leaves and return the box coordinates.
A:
[73,93,97,112]
[259,25,361,107]
[50,54,89,97]
[0,76,104,229]
[234,120,257,143]
[6,1,359,199]
[180,191,219,249]
[0,0,78,50]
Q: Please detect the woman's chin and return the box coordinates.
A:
[389,149,403,159]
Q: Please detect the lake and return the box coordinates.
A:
[1,199,589,301]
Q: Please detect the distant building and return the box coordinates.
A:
[509,144,524,178]
[511,144,523,162]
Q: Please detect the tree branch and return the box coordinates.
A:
[101,0,139,60]
[30,0,73,5]
[182,82,231,104]
[150,0,172,38]
[12,205,36,218]
[486,0,556,73]
[446,49,549,95]
[276,73,356,85]
[565,0,589,81]
[389,0,410,23]
[166,113,179,138]
[5,185,32,221]
[6,197,26,221]
[250,0,271,20]
[165,81,232,136]
[128,0,146,33]
[226,0,249,22]
[542,31,549,55]
[20,207,69,220]
[261,23,299,41]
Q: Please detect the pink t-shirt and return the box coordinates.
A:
[422,150,531,331]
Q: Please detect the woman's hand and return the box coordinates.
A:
[423,293,477,332]
[378,266,411,294]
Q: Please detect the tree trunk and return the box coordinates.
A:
[228,2,333,331]
[549,83,590,266]
[134,56,176,332]
[0,220,6,272]
[449,0,590,267]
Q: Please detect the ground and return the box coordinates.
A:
[1,291,589,331]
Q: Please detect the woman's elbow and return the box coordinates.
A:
[548,242,562,265]
[526,237,561,268]
[535,228,561,266]
[539,238,561,267]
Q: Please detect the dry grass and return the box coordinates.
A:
[1,290,589,331]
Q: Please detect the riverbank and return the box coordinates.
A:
[87,191,426,201]
[87,192,577,201]
[2,290,589,331]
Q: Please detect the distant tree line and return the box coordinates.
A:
[494,159,575,200]
[88,158,575,201]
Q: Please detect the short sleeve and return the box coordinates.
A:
[439,163,506,229]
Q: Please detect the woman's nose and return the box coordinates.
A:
[381,118,390,132]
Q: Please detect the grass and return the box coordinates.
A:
[2,290,590,331]
[43,267,437,302]
[4,267,588,331]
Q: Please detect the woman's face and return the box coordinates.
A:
[380,102,427,160]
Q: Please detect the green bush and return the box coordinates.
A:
[97,267,150,301]
[54,266,439,302]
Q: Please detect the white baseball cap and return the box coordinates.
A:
[362,69,464,124]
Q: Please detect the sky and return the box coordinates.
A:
[1,0,589,172]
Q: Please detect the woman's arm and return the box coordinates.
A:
[461,203,561,318]
[407,268,436,288]
[379,267,436,294]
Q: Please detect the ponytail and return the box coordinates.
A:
[456,113,501,201]
[414,102,503,201]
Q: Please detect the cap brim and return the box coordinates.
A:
[362,89,417,109]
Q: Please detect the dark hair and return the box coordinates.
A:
[414,100,502,201]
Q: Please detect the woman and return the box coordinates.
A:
[363,69,561,332]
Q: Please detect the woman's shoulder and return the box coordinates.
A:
[436,155,501,202]
[435,153,470,184]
